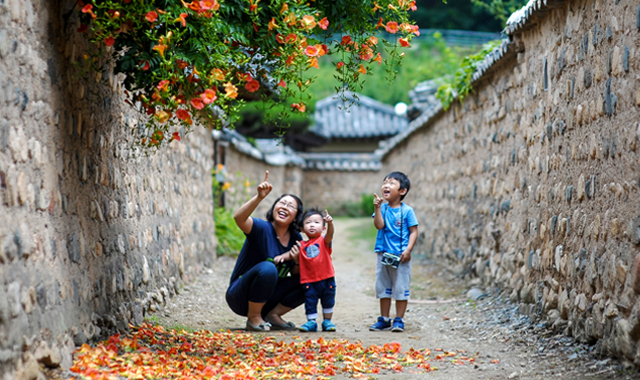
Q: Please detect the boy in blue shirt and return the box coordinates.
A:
[369,171,418,332]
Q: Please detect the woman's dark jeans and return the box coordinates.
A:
[226,261,305,318]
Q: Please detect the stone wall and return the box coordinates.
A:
[221,146,303,218]
[381,0,640,363]
[301,170,381,213]
[0,1,216,378]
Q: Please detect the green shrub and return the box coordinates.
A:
[214,207,245,257]
[332,194,376,217]
[341,202,365,218]
[360,194,375,217]
[435,39,503,110]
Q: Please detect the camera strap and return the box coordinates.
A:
[400,204,404,254]
[382,203,404,256]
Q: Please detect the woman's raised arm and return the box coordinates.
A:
[234,171,272,234]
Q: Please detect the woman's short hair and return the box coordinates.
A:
[266,194,304,232]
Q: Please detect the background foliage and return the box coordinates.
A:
[212,167,254,256]
[332,194,376,218]
[410,0,502,31]
[235,0,530,137]
[410,0,527,31]
[214,207,245,257]
[236,34,477,135]
[76,0,419,148]
[435,39,503,110]
[468,0,528,24]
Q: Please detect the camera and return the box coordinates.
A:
[381,252,401,269]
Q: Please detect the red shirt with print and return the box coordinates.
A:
[299,236,334,284]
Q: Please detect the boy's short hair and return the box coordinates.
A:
[300,208,324,228]
[384,171,411,200]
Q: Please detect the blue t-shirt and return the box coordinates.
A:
[373,203,418,255]
[229,218,302,284]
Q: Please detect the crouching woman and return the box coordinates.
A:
[225,171,304,331]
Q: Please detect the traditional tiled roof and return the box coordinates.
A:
[504,0,567,35]
[406,79,441,120]
[212,129,382,171]
[375,103,444,158]
[254,138,306,166]
[471,39,512,82]
[311,91,408,139]
[297,152,381,171]
[212,129,305,167]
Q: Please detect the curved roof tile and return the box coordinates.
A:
[297,152,382,171]
[212,129,305,167]
[311,91,408,139]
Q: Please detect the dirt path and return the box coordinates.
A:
[151,217,632,379]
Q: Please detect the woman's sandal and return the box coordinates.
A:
[246,320,271,332]
[267,320,297,331]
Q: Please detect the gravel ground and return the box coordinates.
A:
[45,217,637,380]
[146,217,637,379]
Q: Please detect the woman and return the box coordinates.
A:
[225,171,304,331]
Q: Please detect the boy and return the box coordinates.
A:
[369,171,418,332]
[275,208,336,332]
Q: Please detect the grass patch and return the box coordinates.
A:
[144,314,160,324]
[145,314,197,333]
[167,324,196,333]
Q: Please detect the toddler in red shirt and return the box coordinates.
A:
[276,208,336,332]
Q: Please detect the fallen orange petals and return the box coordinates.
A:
[68,323,490,379]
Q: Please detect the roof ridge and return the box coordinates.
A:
[315,91,396,113]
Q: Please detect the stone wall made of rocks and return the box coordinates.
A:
[0,1,216,378]
[382,0,640,364]
[301,170,382,214]
[220,146,303,219]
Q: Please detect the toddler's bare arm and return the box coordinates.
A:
[324,210,334,246]
[274,241,300,264]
